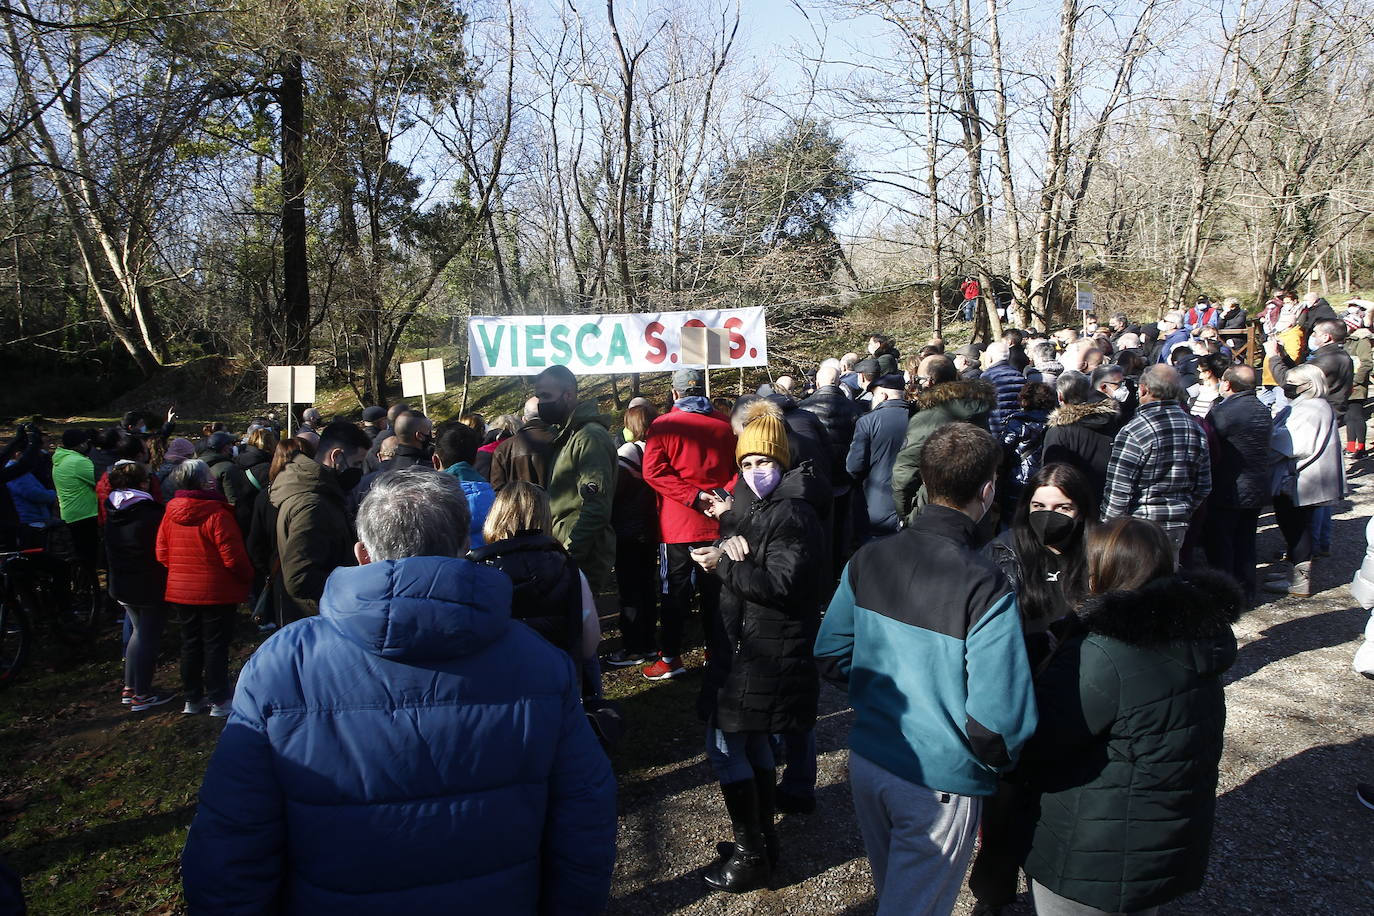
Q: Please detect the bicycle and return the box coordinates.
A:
[0,543,101,688]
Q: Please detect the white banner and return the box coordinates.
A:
[467,306,769,376]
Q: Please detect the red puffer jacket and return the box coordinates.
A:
[156,490,253,606]
[642,404,737,544]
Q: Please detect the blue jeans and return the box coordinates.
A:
[1311,505,1334,551]
[705,725,775,784]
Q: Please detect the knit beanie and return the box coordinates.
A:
[165,438,195,463]
[735,399,791,469]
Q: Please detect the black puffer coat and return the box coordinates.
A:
[799,384,860,485]
[469,533,583,659]
[1022,569,1240,913]
[706,462,826,735]
[1207,388,1273,509]
[1041,399,1123,504]
[104,496,166,606]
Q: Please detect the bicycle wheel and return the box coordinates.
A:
[50,564,102,644]
[0,599,31,688]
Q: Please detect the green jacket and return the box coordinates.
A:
[1022,570,1240,913]
[269,454,356,621]
[1347,328,1372,400]
[891,379,997,522]
[548,399,617,593]
[51,447,97,523]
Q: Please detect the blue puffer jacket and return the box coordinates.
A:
[181,556,617,915]
[983,361,1028,437]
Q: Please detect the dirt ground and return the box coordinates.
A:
[605,466,1374,916]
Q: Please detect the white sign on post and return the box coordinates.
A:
[400,358,446,415]
[266,365,316,436]
[1076,282,1095,312]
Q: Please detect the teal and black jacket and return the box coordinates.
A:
[814,504,1038,797]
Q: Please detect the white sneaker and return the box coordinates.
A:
[209,702,232,718]
[182,701,208,715]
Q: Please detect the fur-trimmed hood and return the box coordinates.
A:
[1048,398,1120,428]
[1079,568,1241,655]
[916,378,997,412]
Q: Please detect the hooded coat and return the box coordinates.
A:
[1041,399,1123,502]
[547,399,618,593]
[180,556,617,915]
[891,379,998,521]
[706,462,826,735]
[1022,570,1240,913]
[235,444,274,533]
[270,454,356,620]
[104,492,166,606]
[155,490,252,606]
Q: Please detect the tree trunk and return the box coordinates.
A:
[279,49,311,363]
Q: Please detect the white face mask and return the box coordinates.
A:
[1110,385,1130,403]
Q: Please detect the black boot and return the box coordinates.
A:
[704,779,771,893]
[753,766,780,870]
[715,768,781,869]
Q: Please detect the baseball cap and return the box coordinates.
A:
[672,368,705,391]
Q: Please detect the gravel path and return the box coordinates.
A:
[606,465,1374,915]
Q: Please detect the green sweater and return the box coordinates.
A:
[51,447,97,523]
[548,400,617,593]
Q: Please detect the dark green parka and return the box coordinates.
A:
[1022,569,1241,913]
[890,378,997,522]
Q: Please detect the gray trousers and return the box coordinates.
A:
[849,752,981,915]
[1031,880,1160,916]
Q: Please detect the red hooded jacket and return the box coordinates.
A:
[156,490,253,606]
[642,404,737,544]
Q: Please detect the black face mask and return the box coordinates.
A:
[1282,383,1300,400]
[538,398,571,427]
[337,465,364,492]
[1029,510,1080,548]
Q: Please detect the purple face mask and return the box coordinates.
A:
[743,465,782,500]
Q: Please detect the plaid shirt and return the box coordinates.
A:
[1101,400,1211,527]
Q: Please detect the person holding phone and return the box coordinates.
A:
[690,399,826,893]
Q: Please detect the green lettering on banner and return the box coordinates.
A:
[508,321,519,365]
[606,323,631,366]
[475,324,505,367]
[550,324,573,364]
[526,325,547,367]
[575,324,603,366]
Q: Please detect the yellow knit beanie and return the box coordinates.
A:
[735,399,791,468]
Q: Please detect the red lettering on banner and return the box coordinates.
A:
[644,321,667,364]
[724,317,745,359]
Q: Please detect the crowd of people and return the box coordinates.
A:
[1,288,1368,914]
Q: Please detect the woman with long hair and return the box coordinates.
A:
[1021,517,1239,916]
[970,462,1094,915]
[245,437,315,630]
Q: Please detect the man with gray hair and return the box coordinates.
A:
[299,407,323,436]
[183,468,618,913]
[1101,364,1212,557]
[490,395,557,491]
